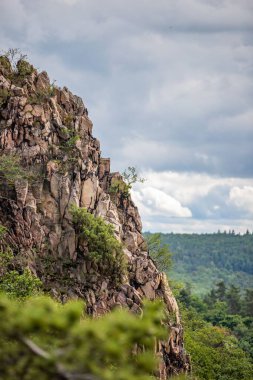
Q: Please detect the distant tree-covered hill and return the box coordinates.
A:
[144,232,253,295]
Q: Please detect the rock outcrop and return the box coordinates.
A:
[0,56,190,378]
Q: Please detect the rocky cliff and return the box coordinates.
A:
[0,55,189,378]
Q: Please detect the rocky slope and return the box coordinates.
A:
[0,55,190,378]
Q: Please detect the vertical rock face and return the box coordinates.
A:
[0,58,190,378]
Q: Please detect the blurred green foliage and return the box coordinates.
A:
[0,295,165,380]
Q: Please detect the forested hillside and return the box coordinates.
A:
[145,232,253,379]
[145,232,253,295]
[174,281,253,379]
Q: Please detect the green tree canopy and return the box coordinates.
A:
[145,233,172,272]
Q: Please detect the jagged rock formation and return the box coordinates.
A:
[0,56,190,378]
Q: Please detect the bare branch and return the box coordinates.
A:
[20,337,100,380]
[21,337,51,360]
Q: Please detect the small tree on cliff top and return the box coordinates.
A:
[0,49,35,84]
[109,167,146,198]
[122,166,146,187]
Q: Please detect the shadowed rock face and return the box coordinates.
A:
[0,59,190,378]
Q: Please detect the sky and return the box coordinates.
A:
[1,0,253,233]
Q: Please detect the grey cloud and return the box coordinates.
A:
[132,171,253,232]
[188,185,246,220]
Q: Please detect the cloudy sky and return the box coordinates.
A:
[1,0,253,233]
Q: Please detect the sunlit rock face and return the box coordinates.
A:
[0,58,190,378]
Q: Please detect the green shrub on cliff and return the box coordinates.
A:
[0,268,42,299]
[0,55,12,73]
[0,88,11,108]
[0,224,7,239]
[0,154,39,185]
[28,82,57,105]
[109,167,145,199]
[0,235,42,299]
[0,49,35,85]
[16,58,35,78]
[109,177,131,198]
[0,295,165,380]
[71,205,126,285]
[61,134,80,151]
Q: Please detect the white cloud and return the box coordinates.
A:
[142,218,253,234]
[134,170,252,204]
[131,171,253,232]
[229,186,253,213]
[132,187,192,218]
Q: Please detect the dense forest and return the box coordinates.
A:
[146,232,253,379]
[145,232,253,294]
[175,281,253,377]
